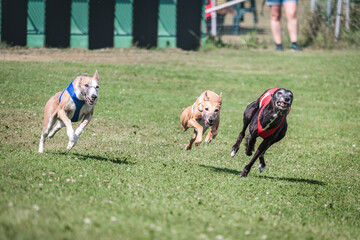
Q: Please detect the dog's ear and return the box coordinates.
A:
[93,70,99,81]
[203,91,210,101]
[198,93,204,112]
[198,103,203,112]
[218,92,222,105]
[82,73,88,77]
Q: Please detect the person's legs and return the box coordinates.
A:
[283,1,298,43]
[270,5,282,45]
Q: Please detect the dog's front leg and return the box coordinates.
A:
[185,130,197,150]
[205,129,217,144]
[74,113,93,146]
[57,110,75,151]
[187,119,203,146]
[232,101,259,157]
[258,125,286,173]
[48,121,65,138]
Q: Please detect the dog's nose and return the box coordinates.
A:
[208,118,215,124]
[91,94,97,99]
[285,97,291,102]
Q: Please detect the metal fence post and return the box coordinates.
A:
[211,0,217,36]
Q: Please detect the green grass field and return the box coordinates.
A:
[0,48,359,240]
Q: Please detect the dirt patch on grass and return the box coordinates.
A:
[0,47,199,65]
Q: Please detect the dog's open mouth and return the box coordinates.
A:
[86,97,95,105]
[276,101,289,110]
[204,120,214,127]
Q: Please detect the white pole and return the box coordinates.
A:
[345,0,350,29]
[310,0,317,12]
[211,0,217,36]
[205,0,246,13]
[326,0,332,25]
[334,0,343,42]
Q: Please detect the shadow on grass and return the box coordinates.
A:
[199,164,241,175]
[55,152,134,165]
[256,175,326,186]
[199,164,326,186]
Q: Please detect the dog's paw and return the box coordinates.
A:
[245,149,252,157]
[67,134,79,151]
[259,165,266,173]
[205,137,212,144]
[185,144,192,150]
[240,169,248,177]
[38,140,45,153]
[74,134,79,144]
[195,139,202,146]
[231,150,237,157]
[67,141,75,151]
[67,142,73,151]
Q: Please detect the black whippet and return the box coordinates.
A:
[231,88,293,177]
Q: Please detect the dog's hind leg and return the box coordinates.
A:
[245,133,257,156]
[48,120,65,139]
[39,113,57,153]
[231,101,258,157]
[231,125,247,157]
[241,139,271,177]
[185,130,197,150]
[259,153,266,173]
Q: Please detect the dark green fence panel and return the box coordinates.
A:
[132,0,159,48]
[158,0,176,48]
[71,0,89,48]
[0,0,205,49]
[45,0,71,48]
[1,0,28,46]
[0,0,2,40]
[176,0,204,50]
[89,0,115,49]
[27,0,45,47]
[114,0,132,48]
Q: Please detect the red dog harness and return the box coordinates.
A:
[258,88,290,139]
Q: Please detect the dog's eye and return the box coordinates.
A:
[85,84,89,87]
[96,86,99,89]
[215,109,219,112]
[205,108,209,111]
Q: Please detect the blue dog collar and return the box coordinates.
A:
[59,78,85,122]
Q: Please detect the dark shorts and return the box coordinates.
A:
[266,0,298,5]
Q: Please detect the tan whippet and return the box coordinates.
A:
[39,71,99,153]
[180,90,222,150]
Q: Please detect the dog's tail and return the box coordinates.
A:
[180,106,192,132]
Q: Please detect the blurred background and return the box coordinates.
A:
[1,0,359,50]
[206,0,359,48]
